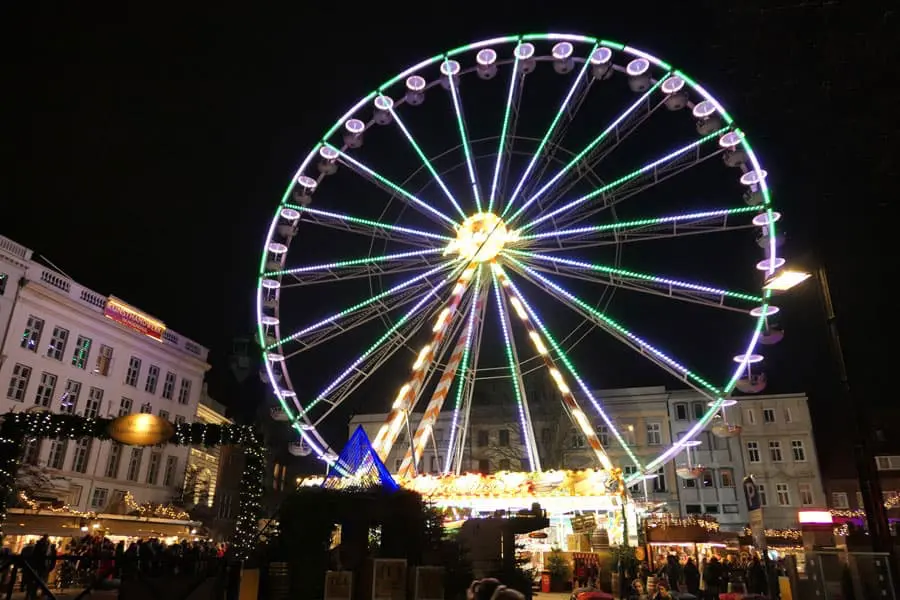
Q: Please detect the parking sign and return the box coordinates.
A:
[743,476,761,511]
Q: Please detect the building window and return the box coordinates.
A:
[0,273,6,295]
[598,425,609,446]
[763,408,776,423]
[769,441,783,462]
[498,429,510,447]
[72,439,91,473]
[48,440,67,470]
[47,326,69,360]
[705,505,720,514]
[692,402,704,420]
[646,423,662,445]
[624,465,639,494]
[126,448,143,481]
[7,363,32,401]
[178,378,192,404]
[571,429,586,448]
[119,397,133,416]
[85,387,103,418]
[34,372,57,407]
[747,441,760,463]
[105,443,123,478]
[685,504,702,514]
[394,459,402,472]
[653,466,667,493]
[476,430,489,447]
[163,456,178,486]
[832,492,849,509]
[758,483,769,506]
[144,365,160,394]
[799,483,814,506]
[61,380,81,414]
[147,451,162,485]
[499,458,511,471]
[674,403,688,420]
[159,409,169,421]
[140,402,152,414]
[776,483,791,506]
[174,415,186,425]
[21,316,44,352]
[72,335,92,369]
[784,408,793,423]
[90,488,109,509]
[22,440,41,465]
[791,440,807,462]
[720,468,735,488]
[702,471,715,488]
[477,459,490,474]
[541,428,552,445]
[723,504,739,514]
[95,344,114,376]
[125,356,141,387]
[683,477,697,489]
[162,372,176,400]
[745,409,756,425]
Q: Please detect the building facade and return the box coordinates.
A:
[731,393,826,529]
[0,234,210,512]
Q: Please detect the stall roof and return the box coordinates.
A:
[4,509,201,539]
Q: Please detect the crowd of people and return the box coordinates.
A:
[629,553,783,599]
[2,533,229,598]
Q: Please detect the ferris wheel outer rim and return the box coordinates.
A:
[253,32,779,480]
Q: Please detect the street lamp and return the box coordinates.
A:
[766,264,892,553]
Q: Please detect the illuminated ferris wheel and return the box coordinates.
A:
[255,33,784,487]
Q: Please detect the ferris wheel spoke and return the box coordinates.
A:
[500,44,598,218]
[487,52,526,213]
[507,250,762,313]
[444,60,483,212]
[272,249,447,288]
[495,264,643,470]
[270,261,457,353]
[508,258,727,405]
[290,205,451,248]
[521,125,731,234]
[504,78,667,226]
[490,267,541,472]
[325,144,459,230]
[385,103,468,220]
[518,206,760,251]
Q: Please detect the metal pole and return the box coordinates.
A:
[816,266,892,551]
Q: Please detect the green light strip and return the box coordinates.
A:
[445,59,482,212]
[505,78,668,224]
[506,249,763,303]
[521,126,730,233]
[488,41,522,212]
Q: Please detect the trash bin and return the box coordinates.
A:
[541,571,551,594]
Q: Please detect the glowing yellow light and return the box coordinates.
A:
[433,308,450,332]
[445,212,518,263]
[393,384,411,408]
[509,297,528,320]
[528,331,548,354]
[413,345,431,370]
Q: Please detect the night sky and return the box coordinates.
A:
[7,3,896,468]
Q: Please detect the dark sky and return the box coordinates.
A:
[6,3,896,465]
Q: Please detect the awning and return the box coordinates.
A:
[4,509,201,539]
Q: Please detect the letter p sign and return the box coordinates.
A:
[743,476,761,511]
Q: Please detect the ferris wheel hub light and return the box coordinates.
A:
[445,212,517,262]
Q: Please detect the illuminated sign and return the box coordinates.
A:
[104,296,166,341]
[107,414,175,446]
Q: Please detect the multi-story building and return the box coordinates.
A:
[667,390,748,531]
[731,392,826,529]
[0,234,210,512]
[187,383,230,508]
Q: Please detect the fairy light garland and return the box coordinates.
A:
[0,412,264,559]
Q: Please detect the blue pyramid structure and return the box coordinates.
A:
[322,425,398,491]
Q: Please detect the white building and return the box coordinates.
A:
[0,235,210,513]
[667,390,748,531]
[731,392,825,529]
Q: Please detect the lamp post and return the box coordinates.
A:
[765,266,892,552]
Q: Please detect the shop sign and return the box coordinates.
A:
[104,296,166,341]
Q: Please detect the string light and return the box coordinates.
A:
[0,412,264,560]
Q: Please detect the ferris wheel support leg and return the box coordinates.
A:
[371,265,478,462]
[490,264,541,472]
[494,266,615,471]
[446,279,490,475]
[398,276,483,478]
